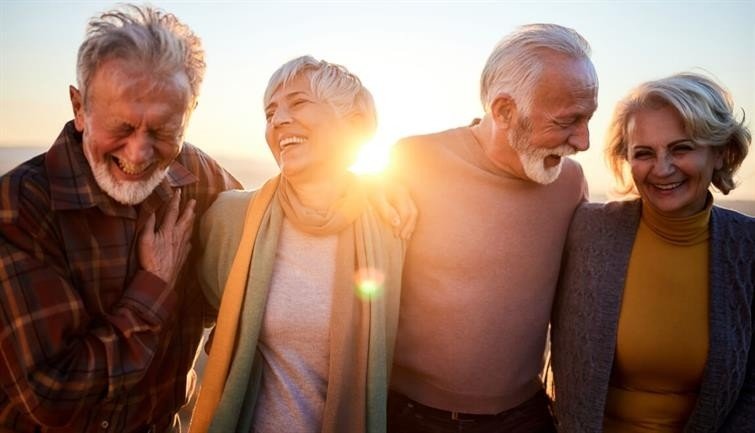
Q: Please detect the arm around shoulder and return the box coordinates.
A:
[197,189,257,309]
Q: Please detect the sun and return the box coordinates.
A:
[350,135,392,175]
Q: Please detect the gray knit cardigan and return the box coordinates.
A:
[551,199,754,433]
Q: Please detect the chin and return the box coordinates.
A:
[523,161,562,185]
[86,152,168,205]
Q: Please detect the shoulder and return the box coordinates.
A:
[569,199,641,240]
[573,198,640,219]
[393,127,464,158]
[710,205,755,258]
[711,205,755,228]
[548,158,588,201]
[203,189,257,225]
[177,142,242,189]
[0,154,50,225]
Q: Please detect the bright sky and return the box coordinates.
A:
[1,1,753,200]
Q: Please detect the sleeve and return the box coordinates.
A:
[197,190,251,310]
[721,338,755,432]
[0,178,175,427]
[721,226,755,432]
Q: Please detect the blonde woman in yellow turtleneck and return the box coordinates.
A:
[551,73,754,433]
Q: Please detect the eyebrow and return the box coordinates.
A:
[264,91,309,112]
[631,138,693,149]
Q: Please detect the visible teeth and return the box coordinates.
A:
[113,156,152,175]
[654,182,682,191]
[280,136,305,147]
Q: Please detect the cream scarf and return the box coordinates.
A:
[189,174,403,433]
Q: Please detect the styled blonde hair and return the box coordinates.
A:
[606,72,751,195]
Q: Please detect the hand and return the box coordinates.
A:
[138,189,197,287]
[368,179,417,240]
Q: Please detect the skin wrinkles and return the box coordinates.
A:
[627,105,723,218]
[264,74,360,189]
[71,58,193,204]
[485,51,597,184]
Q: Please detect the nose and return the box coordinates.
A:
[652,153,676,177]
[568,121,590,152]
[270,106,293,127]
[123,132,155,164]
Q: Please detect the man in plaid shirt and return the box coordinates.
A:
[0,4,240,432]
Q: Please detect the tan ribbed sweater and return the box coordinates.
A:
[390,125,588,413]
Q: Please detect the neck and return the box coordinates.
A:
[288,172,352,210]
[470,116,524,179]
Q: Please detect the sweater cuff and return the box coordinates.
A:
[121,270,177,325]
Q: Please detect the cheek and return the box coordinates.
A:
[154,140,183,162]
[264,131,281,161]
[82,131,109,159]
[629,161,649,183]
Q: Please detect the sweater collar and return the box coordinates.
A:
[641,193,712,245]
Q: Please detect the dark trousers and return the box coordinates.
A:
[387,389,556,433]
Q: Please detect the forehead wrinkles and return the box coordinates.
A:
[89,59,190,104]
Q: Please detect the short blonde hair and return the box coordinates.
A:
[606,72,751,195]
[263,55,377,140]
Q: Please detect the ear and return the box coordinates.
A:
[69,85,85,132]
[490,94,517,129]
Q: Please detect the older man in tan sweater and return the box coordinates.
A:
[387,23,597,432]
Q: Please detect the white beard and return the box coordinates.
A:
[84,145,168,205]
[509,121,574,185]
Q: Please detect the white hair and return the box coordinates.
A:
[480,23,594,115]
[76,4,205,104]
[263,55,377,138]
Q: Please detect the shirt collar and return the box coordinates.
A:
[46,121,198,218]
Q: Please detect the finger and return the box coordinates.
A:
[373,193,401,230]
[140,212,156,243]
[400,200,418,240]
[176,200,196,246]
[161,189,182,232]
[169,243,192,290]
[138,212,157,272]
[176,199,196,231]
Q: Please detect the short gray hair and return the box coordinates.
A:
[480,23,594,114]
[263,55,377,139]
[606,72,751,195]
[76,4,205,103]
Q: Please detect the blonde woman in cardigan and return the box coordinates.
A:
[188,56,405,433]
[551,73,753,432]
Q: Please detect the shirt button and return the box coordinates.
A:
[100,420,109,429]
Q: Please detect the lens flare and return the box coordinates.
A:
[354,267,385,299]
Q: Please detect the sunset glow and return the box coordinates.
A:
[1,1,753,200]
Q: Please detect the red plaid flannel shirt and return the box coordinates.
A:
[0,122,241,432]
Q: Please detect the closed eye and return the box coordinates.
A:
[631,149,653,159]
[670,142,694,153]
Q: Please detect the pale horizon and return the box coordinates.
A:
[1,1,753,200]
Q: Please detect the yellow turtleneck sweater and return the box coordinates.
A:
[603,198,712,433]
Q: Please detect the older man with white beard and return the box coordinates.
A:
[0,5,240,433]
[387,23,597,432]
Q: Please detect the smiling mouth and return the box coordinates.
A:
[111,155,154,176]
[652,181,683,191]
[280,136,305,149]
[544,155,562,168]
